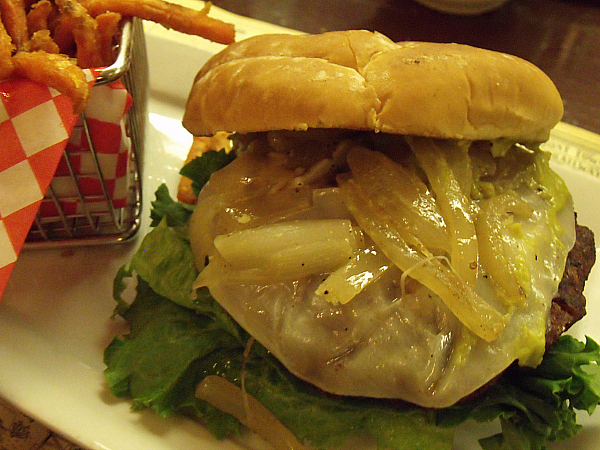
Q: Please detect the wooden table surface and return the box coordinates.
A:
[215,0,600,135]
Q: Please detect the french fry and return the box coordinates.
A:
[12,50,89,114]
[26,0,55,34]
[50,11,74,53]
[95,10,119,66]
[79,0,235,45]
[2,0,237,116]
[177,132,232,204]
[27,28,59,52]
[0,12,14,79]
[0,0,28,49]
[55,0,102,68]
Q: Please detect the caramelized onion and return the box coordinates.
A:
[316,247,391,304]
[206,220,360,281]
[476,191,533,307]
[338,176,507,342]
[346,145,450,255]
[196,376,307,450]
[407,137,479,287]
[189,149,301,269]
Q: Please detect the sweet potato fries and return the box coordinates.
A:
[0,0,235,114]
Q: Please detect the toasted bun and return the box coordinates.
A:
[183,31,563,143]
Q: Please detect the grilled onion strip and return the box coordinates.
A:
[338,169,507,342]
[407,137,479,287]
[196,375,307,450]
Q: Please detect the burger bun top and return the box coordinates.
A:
[183,30,563,143]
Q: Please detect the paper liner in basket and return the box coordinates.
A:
[0,68,133,300]
[40,80,134,217]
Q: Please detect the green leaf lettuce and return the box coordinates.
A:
[104,151,600,450]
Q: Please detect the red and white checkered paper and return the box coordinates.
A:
[0,69,133,300]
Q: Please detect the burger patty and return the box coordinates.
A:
[546,222,596,349]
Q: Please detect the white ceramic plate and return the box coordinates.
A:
[1,7,599,450]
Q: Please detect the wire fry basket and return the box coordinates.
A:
[25,18,148,248]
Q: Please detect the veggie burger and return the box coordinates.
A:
[106,31,598,449]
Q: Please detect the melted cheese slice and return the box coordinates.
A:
[189,135,575,408]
